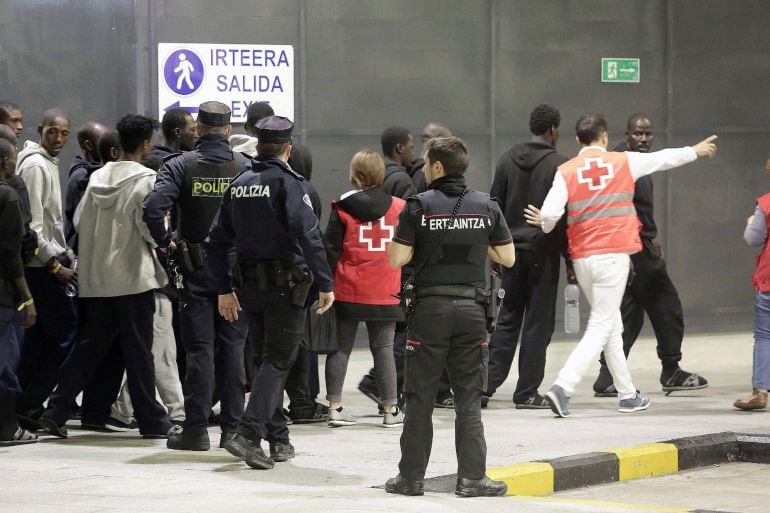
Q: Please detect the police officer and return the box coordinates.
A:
[142,101,248,451]
[385,136,515,497]
[206,116,334,470]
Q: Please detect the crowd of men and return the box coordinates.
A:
[0,97,719,497]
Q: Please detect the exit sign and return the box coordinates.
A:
[601,58,640,83]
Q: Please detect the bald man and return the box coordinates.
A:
[408,122,452,193]
[65,122,108,247]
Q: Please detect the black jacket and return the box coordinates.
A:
[0,181,25,307]
[383,160,417,199]
[613,142,657,240]
[490,141,568,252]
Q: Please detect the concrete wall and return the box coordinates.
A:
[1,0,768,326]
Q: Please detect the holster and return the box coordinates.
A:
[175,239,205,274]
[239,259,313,307]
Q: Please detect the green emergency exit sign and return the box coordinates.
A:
[601,58,640,83]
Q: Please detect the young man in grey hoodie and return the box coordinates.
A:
[39,114,177,440]
[15,108,79,428]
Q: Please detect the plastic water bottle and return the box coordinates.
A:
[564,283,580,334]
[65,257,78,298]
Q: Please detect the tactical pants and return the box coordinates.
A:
[398,296,488,482]
[179,290,247,436]
[237,283,306,444]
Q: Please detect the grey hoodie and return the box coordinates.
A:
[16,140,67,267]
[228,134,258,156]
[74,160,167,297]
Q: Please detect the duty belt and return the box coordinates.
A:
[415,285,478,300]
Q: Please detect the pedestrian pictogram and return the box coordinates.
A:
[163,49,204,96]
[601,58,640,83]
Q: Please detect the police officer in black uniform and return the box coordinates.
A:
[385,136,515,497]
[206,116,334,470]
[142,101,248,451]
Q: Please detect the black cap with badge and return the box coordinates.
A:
[255,115,293,144]
[197,101,231,127]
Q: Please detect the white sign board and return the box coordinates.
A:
[157,43,294,123]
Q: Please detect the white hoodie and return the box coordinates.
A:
[74,160,167,298]
[16,140,67,267]
[228,134,258,157]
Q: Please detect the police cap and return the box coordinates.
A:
[197,101,231,127]
[255,115,293,144]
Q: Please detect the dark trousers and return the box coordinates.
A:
[487,249,559,403]
[399,296,488,482]
[43,291,172,435]
[179,291,247,436]
[77,298,125,425]
[238,284,305,444]
[0,306,24,437]
[17,267,77,412]
[599,241,684,372]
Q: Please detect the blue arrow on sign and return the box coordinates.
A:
[164,101,199,114]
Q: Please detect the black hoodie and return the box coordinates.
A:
[490,141,568,252]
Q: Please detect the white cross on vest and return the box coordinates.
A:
[577,157,614,191]
[359,217,394,252]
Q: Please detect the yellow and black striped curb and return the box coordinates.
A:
[423,431,770,495]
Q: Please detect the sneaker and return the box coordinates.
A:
[383,407,404,427]
[289,405,327,424]
[435,392,454,409]
[219,431,237,448]
[734,389,768,411]
[328,407,357,427]
[545,385,570,418]
[104,417,138,432]
[385,474,424,496]
[618,394,651,413]
[224,433,275,470]
[515,393,551,410]
[269,441,295,462]
[167,430,210,451]
[142,424,182,439]
[455,476,508,497]
[661,368,708,394]
[481,395,490,409]
[80,421,110,432]
[38,416,68,439]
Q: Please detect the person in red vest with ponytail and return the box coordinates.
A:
[324,150,406,427]
[735,159,770,411]
[525,113,717,417]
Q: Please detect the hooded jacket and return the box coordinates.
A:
[16,140,67,267]
[325,186,404,321]
[490,141,568,252]
[75,160,167,298]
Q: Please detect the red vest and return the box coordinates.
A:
[332,196,405,305]
[752,193,770,292]
[561,148,642,259]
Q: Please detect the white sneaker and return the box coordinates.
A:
[383,407,404,428]
[328,407,357,427]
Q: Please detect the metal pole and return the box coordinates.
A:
[489,0,497,179]
[298,0,308,143]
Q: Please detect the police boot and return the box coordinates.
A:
[385,474,424,496]
[455,476,508,497]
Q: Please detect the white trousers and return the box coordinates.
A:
[554,253,637,400]
[111,292,185,422]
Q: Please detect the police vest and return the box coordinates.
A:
[177,152,246,243]
[561,149,642,260]
[752,192,770,292]
[333,196,405,305]
[412,189,493,288]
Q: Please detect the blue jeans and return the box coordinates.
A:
[753,291,770,389]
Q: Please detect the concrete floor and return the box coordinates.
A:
[1,330,768,513]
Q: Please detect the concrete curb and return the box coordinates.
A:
[424,431,770,496]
